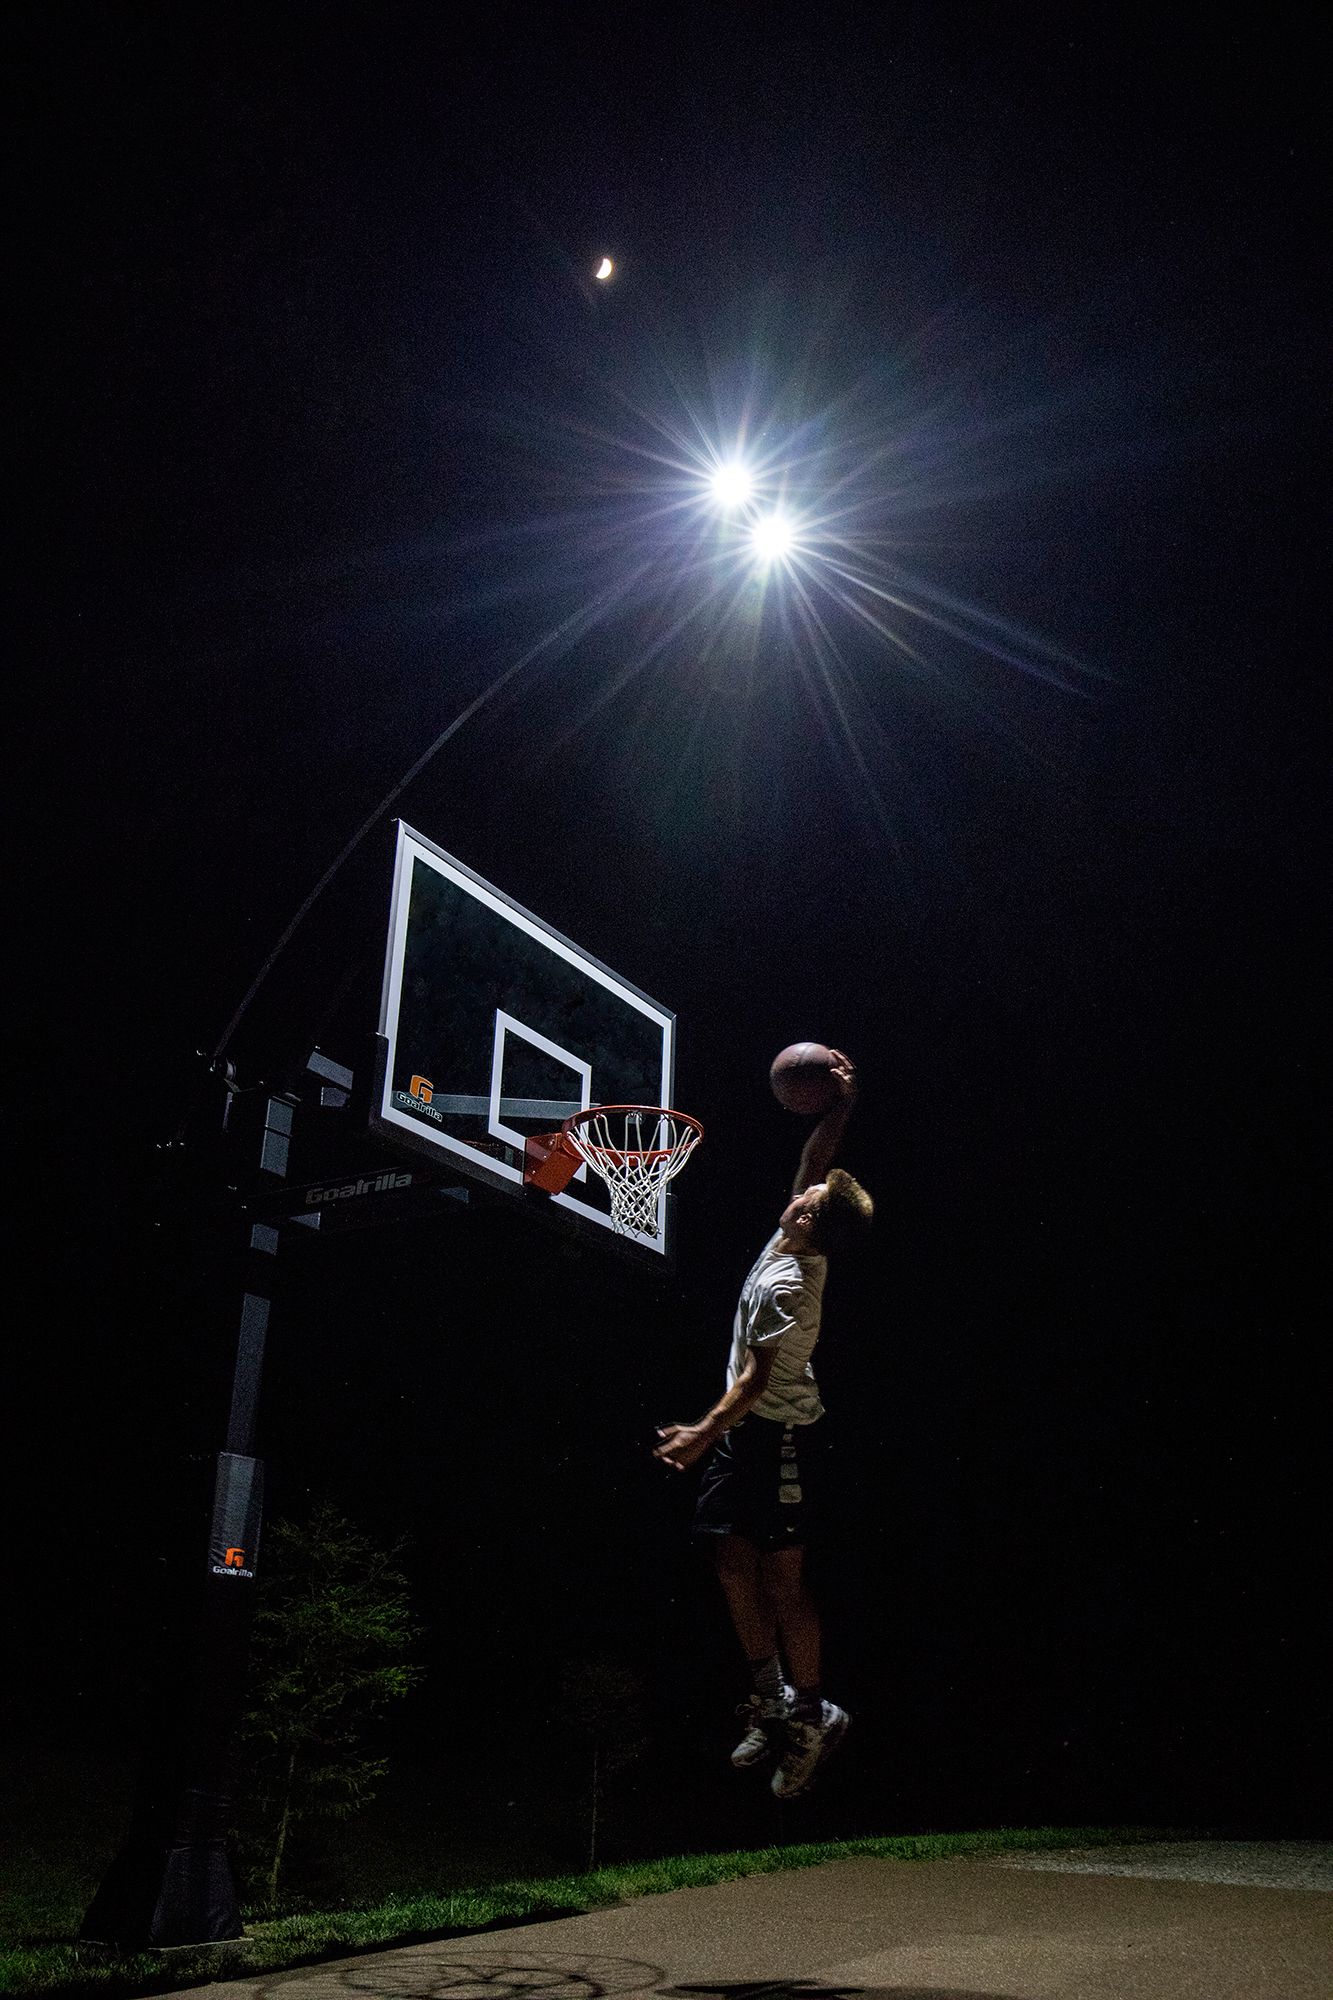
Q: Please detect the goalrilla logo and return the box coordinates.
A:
[392,1073,444,1125]
[211,1546,255,1579]
[306,1171,413,1203]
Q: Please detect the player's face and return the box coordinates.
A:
[780,1182,827,1236]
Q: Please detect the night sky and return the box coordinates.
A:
[13,4,1327,1864]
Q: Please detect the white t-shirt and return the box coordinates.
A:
[727,1230,827,1425]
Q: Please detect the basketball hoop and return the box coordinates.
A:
[524,1105,703,1237]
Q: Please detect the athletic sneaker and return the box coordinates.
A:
[730,1690,793,1768]
[771,1700,850,1798]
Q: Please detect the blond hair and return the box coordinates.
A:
[810,1167,874,1255]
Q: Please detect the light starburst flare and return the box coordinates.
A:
[709,461,754,508]
[750,512,796,564]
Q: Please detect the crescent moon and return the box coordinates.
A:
[595,256,614,281]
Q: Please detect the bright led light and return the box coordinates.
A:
[751,512,795,563]
[709,462,753,508]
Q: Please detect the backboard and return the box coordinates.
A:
[371,822,679,1252]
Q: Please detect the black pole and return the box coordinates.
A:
[82,1090,294,1948]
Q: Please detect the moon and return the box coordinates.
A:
[594,256,614,281]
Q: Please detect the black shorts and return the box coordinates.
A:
[692,1414,826,1551]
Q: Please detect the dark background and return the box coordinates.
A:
[10,1,1327,1888]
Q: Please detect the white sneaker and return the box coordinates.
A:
[730,1689,793,1768]
[771,1700,850,1798]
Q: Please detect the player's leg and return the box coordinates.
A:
[693,1427,796,1765]
[759,1544,821,1689]
[761,1544,848,1798]
[712,1532,774,1657]
[711,1533,793,1768]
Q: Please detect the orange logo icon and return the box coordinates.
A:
[224,1547,246,1568]
[409,1076,434,1104]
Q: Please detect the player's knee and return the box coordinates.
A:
[712,1533,757,1580]
[759,1552,807,1609]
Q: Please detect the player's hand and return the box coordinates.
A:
[827,1049,858,1102]
[653,1423,711,1471]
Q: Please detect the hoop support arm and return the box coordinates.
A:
[523,1128,582,1195]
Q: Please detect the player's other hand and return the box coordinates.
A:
[827,1049,858,1102]
[653,1423,711,1471]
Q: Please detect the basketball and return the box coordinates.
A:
[769,1042,839,1115]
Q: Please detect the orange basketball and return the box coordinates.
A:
[769,1042,838,1115]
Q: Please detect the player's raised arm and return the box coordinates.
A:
[791,1049,857,1197]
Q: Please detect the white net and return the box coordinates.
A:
[563,1107,703,1237]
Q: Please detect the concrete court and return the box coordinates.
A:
[156,1842,1332,2000]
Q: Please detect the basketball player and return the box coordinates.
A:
[654,1050,873,1798]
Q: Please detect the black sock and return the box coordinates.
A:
[747,1653,785,1702]
[791,1684,822,1723]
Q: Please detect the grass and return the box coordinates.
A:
[0,1824,1172,1997]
